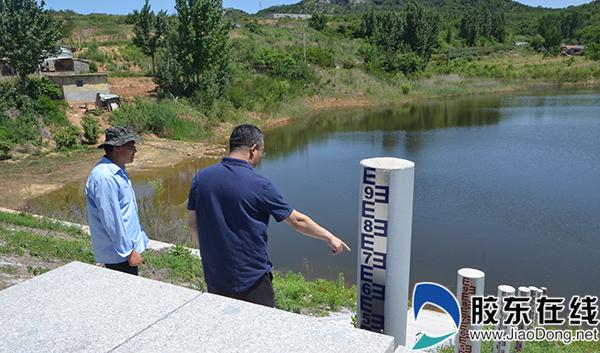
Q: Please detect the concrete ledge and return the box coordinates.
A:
[113,293,395,353]
[0,262,397,353]
[0,262,201,353]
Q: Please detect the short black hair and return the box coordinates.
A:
[103,145,115,154]
[229,124,264,152]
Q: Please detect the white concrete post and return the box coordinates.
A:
[513,286,532,352]
[493,285,516,353]
[357,158,415,348]
[455,268,485,353]
[528,286,543,327]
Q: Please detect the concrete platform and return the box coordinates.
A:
[0,262,201,353]
[0,262,396,353]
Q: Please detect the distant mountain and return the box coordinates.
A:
[256,0,587,36]
[256,0,557,16]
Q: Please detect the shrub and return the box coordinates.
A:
[401,83,411,94]
[253,48,310,81]
[530,34,546,52]
[110,98,209,141]
[79,42,108,63]
[54,125,80,150]
[586,43,600,61]
[89,61,98,73]
[37,96,68,126]
[246,21,262,34]
[383,51,425,75]
[309,13,327,32]
[24,77,62,100]
[82,115,101,144]
[306,47,335,68]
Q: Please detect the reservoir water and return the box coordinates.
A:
[38,92,600,297]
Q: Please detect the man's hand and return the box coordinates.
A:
[128,250,143,267]
[327,235,351,255]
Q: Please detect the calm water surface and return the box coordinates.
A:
[39,92,600,297]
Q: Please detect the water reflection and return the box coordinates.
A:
[265,96,502,159]
[32,92,600,297]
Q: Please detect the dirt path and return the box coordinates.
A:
[108,77,157,100]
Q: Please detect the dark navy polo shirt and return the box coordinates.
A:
[187,157,293,293]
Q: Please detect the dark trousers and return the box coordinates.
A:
[105,261,139,276]
[208,272,275,308]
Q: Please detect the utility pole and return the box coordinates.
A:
[303,27,306,63]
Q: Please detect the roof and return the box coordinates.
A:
[97,93,120,102]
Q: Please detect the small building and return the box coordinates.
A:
[266,13,312,20]
[42,57,91,73]
[41,46,90,74]
[561,45,585,56]
[46,73,109,103]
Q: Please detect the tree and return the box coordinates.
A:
[0,0,60,84]
[459,6,505,46]
[402,0,439,61]
[132,0,168,75]
[537,14,562,50]
[459,9,478,47]
[309,12,327,31]
[357,2,439,75]
[580,13,600,60]
[490,12,506,43]
[156,0,230,106]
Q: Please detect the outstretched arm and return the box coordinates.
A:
[284,210,350,255]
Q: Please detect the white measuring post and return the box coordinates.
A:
[528,286,544,327]
[357,157,415,348]
[455,268,485,353]
[513,286,532,352]
[493,285,516,353]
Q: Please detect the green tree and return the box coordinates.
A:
[156,0,230,106]
[401,0,439,61]
[0,0,60,84]
[459,9,478,47]
[132,0,168,75]
[538,14,562,50]
[580,14,600,60]
[490,11,506,43]
[309,12,327,31]
[357,2,439,74]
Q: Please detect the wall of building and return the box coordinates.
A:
[46,73,109,103]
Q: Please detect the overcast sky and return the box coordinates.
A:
[44,0,594,15]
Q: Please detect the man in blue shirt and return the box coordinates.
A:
[188,124,350,307]
[85,126,148,276]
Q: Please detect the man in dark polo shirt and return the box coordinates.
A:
[187,124,350,307]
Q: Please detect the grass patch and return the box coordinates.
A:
[111,98,213,141]
[0,226,94,263]
[0,212,86,238]
[437,338,600,353]
[142,245,205,291]
[273,271,356,316]
[0,212,357,316]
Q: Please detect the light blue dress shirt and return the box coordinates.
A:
[85,156,148,264]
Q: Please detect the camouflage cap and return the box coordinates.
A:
[97,126,141,149]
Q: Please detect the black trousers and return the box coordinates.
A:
[105,261,139,276]
[208,272,275,308]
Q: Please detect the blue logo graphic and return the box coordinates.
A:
[412,282,461,350]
